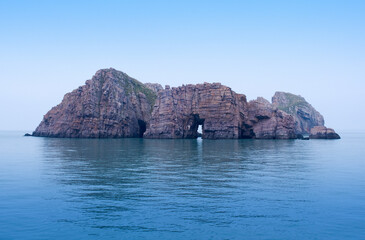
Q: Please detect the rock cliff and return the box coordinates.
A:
[144,85,296,139]
[33,68,157,138]
[144,83,247,139]
[33,68,339,139]
[272,92,325,134]
[246,98,297,139]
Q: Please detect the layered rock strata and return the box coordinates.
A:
[272,92,325,134]
[33,68,339,139]
[144,85,296,139]
[246,97,297,139]
[33,68,157,138]
[144,83,246,139]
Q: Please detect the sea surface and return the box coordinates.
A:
[0,131,364,239]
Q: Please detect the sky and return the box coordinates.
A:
[0,0,364,131]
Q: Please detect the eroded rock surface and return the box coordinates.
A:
[144,83,247,139]
[246,97,296,139]
[309,126,341,139]
[33,68,338,139]
[33,68,157,138]
[144,86,297,139]
[272,92,324,134]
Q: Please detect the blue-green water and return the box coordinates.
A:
[1,131,364,239]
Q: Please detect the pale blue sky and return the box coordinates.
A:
[0,0,364,131]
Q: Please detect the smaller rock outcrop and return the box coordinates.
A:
[246,97,297,139]
[309,126,341,139]
[272,92,324,134]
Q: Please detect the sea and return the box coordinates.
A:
[0,131,364,239]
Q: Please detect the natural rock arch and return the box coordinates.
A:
[144,83,248,139]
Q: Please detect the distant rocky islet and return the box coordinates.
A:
[32,68,340,140]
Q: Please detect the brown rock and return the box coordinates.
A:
[33,68,157,138]
[144,83,247,139]
[144,85,296,139]
[309,126,341,139]
[32,68,333,140]
[246,98,296,139]
[272,92,324,134]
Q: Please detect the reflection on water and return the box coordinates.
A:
[41,138,312,238]
[1,132,364,239]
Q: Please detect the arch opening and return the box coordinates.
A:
[195,117,205,139]
[197,125,202,137]
[138,120,146,138]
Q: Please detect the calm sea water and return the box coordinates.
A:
[0,131,364,239]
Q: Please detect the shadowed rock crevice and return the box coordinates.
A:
[138,120,146,138]
[182,114,205,139]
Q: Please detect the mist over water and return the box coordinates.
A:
[1,132,364,239]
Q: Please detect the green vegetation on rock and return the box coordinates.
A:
[275,92,308,114]
[118,72,157,109]
[131,78,157,108]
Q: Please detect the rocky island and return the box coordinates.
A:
[32,68,340,139]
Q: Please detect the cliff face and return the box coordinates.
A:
[246,98,296,139]
[33,68,338,139]
[144,85,296,139]
[33,68,157,138]
[144,83,247,139]
[272,92,325,134]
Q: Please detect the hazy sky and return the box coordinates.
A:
[0,0,364,131]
